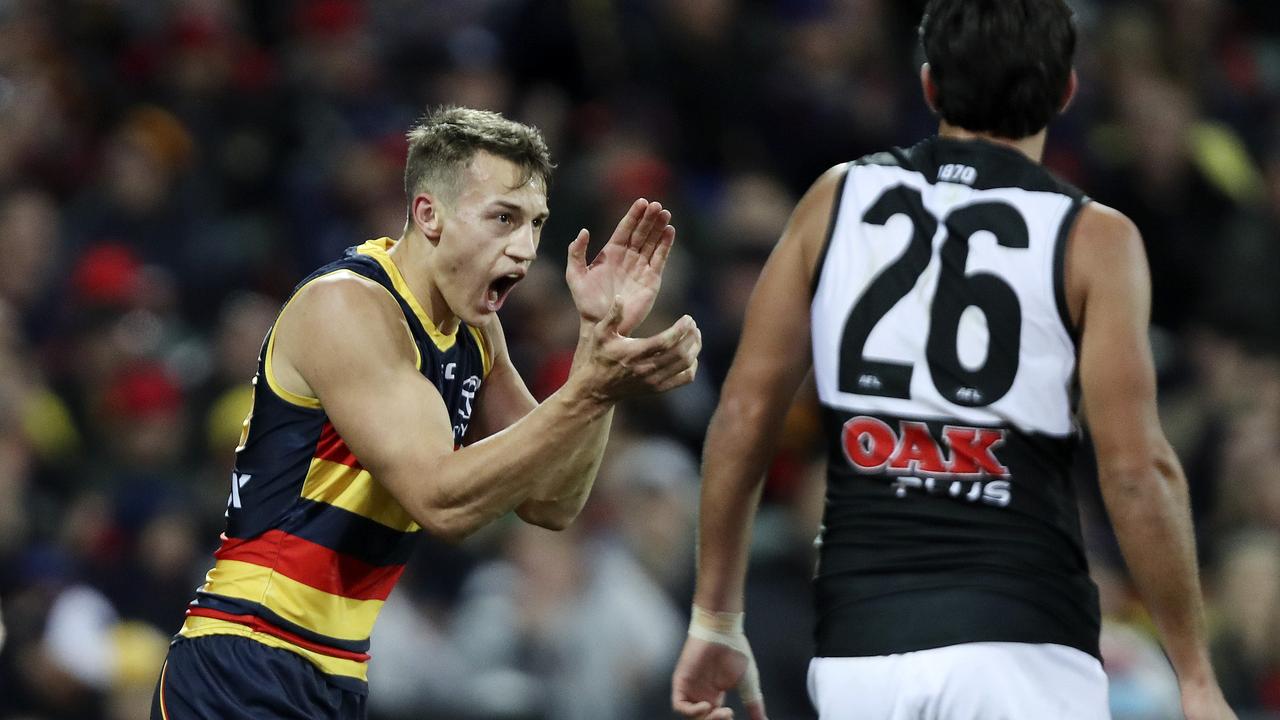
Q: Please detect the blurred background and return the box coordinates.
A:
[0,0,1277,718]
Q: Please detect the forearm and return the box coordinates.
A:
[692,394,783,613]
[1099,444,1215,683]
[514,322,619,523]
[515,406,614,528]
[409,381,611,540]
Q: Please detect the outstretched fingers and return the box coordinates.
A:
[626,201,664,255]
[650,223,676,273]
[637,207,672,262]
[566,228,590,277]
[606,198,649,252]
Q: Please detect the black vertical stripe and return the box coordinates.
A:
[1053,197,1088,344]
[810,165,852,298]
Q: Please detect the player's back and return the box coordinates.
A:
[809,136,1099,660]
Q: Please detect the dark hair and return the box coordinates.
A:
[403,106,554,205]
[919,0,1077,139]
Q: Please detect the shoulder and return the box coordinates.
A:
[792,163,851,274]
[294,270,402,320]
[1065,202,1149,322]
[283,270,417,363]
[1071,202,1145,266]
[798,163,849,213]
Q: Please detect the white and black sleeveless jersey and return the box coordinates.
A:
[809,137,1100,660]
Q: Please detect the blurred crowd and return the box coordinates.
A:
[0,0,1277,718]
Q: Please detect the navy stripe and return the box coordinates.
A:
[280,498,421,568]
[189,592,372,654]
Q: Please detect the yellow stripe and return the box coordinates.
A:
[178,615,367,681]
[158,661,170,720]
[301,458,419,532]
[468,325,493,377]
[200,559,383,642]
[356,238,457,351]
[264,268,424,409]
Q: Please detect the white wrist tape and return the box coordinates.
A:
[688,606,762,704]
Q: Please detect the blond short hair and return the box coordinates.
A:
[403,106,554,206]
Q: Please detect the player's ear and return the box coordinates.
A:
[411,192,445,245]
[1059,69,1079,115]
[920,64,939,113]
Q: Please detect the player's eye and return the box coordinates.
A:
[497,213,511,224]
[532,218,544,229]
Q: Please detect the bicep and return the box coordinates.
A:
[278,277,455,502]
[719,165,844,408]
[721,236,813,407]
[1074,207,1165,463]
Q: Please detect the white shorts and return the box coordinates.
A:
[808,642,1110,720]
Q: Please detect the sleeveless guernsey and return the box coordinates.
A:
[809,137,1100,660]
[178,238,491,692]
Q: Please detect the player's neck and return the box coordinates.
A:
[937,123,1046,163]
[390,230,460,335]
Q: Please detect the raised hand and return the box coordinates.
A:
[565,198,675,336]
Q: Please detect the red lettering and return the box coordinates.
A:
[842,417,895,471]
[943,426,1009,476]
[888,421,947,473]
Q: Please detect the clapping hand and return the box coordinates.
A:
[566,198,675,336]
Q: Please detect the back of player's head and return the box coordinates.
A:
[919,0,1077,139]
[404,106,554,206]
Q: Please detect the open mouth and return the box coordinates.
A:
[485,273,523,312]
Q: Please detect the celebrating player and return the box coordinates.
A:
[670,1,1236,718]
[151,106,700,719]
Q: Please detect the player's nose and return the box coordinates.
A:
[507,225,537,262]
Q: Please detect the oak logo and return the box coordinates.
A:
[841,417,1009,477]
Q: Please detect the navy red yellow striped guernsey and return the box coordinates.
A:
[179,238,491,693]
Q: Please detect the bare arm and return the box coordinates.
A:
[672,165,844,720]
[691,165,843,612]
[274,273,696,543]
[463,316,612,530]
[1072,204,1230,712]
[460,200,691,529]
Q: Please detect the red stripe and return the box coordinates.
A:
[314,422,361,468]
[185,607,371,662]
[216,530,405,601]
